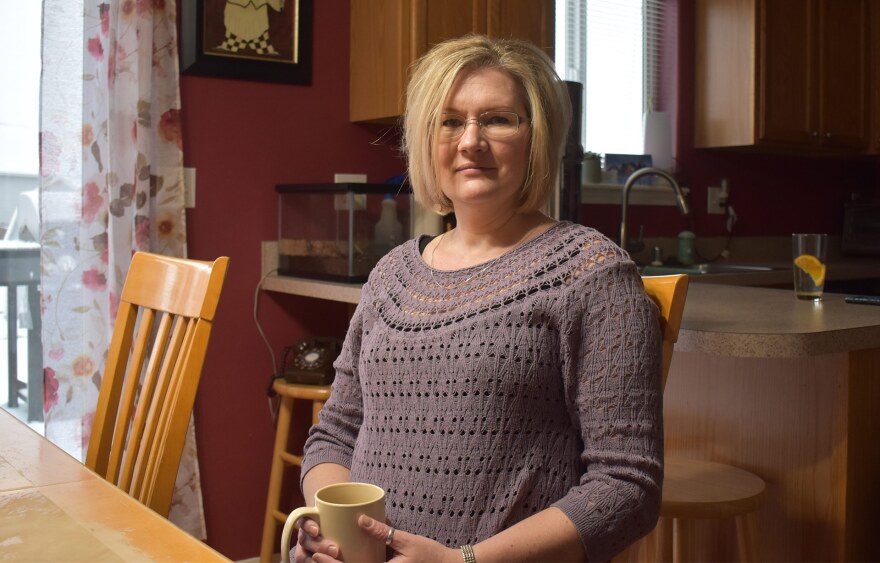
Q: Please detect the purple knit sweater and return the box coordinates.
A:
[301,222,662,562]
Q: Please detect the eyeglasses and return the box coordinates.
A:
[438,111,528,141]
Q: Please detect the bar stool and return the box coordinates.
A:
[260,380,331,563]
[633,275,767,562]
[655,458,767,561]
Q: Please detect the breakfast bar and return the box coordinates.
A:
[664,284,880,561]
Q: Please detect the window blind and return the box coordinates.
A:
[555,0,667,156]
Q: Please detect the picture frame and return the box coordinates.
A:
[603,154,654,185]
[180,0,313,85]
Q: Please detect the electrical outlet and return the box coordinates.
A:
[707,186,725,215]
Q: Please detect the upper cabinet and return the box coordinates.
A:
[695,0,870,153]
[871,0,880,154]
[350,0,555,124]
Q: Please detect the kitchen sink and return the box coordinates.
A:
[639,263,778,276]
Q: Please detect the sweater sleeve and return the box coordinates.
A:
[551,258,663,562]
[300,288,369,485]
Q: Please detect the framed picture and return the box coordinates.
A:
[603,154,654,185]
[181,0,313,85]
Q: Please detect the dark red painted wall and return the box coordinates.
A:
[180,1,877,559]
[180,2,402,558]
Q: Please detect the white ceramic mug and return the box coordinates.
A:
[281,482,386,563]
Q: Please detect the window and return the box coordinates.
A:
[0,0,42,225]
[0,1,43,430]
[555,0,668,158]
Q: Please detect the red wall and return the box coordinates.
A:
[180,1,877,559]
[180,2,402,558]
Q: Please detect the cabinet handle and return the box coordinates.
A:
[811,131,819,137]
[825,132,831,139]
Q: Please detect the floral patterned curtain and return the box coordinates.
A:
[40,0,205,537]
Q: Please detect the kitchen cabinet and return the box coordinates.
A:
[695,0,869,152]
[349,0,554,124]
[871,0,880,154]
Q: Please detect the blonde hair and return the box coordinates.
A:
[403,35,571,215]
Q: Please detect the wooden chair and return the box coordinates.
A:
[640,275,767,562]
[85,252,230,517]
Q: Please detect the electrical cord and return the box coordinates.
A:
[697,203,737,263]
[254,267,282,424]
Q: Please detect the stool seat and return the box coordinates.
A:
[663,458,767,518]
[648,457,767,562]
[260,380,332,563]
[273,380,332,402]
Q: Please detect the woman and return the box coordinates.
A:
[296,35,662,563]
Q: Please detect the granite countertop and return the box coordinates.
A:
[650,257,880,287]
[677,284,880,358]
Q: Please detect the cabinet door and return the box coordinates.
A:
[350,0,415,123]
[817,0,869,150]
[757,0,816,146]
[350,0,554,123]
[423,0,482,47]
[694,0,758,148]
[486,0,555,54]
[872,1,880,153]
[419,1,554,63]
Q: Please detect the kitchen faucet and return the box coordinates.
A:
[620,167,690,253]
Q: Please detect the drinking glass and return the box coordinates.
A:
[791,233,828,300]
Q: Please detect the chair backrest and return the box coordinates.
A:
[85,251,229,517]
[641,274,689,391]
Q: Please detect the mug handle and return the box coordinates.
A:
[281,506,320,563]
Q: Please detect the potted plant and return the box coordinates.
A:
[582,151,602,184]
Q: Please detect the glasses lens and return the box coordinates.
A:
[438,112,522,140]
[480,111,519,138]
[439,114,466,140]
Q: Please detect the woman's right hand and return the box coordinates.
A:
[293,517,340,563]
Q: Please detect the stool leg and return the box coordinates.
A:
[736,511,760,562]
[652,515,673,562]
[647,516,672,562]
[673,518,695,563]
[261,395,294,563]
[311,400,325,425]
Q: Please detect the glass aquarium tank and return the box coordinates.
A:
[276,183,412,282]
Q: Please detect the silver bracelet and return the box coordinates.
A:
[460,544,476,563]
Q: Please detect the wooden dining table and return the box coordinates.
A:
[0,408,230,561]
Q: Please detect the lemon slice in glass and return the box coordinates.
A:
[794,254,826,286]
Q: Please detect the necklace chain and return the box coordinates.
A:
[428,232,495,289]
[427,220,554,290]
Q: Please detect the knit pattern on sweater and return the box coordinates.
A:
[302,222,663,562]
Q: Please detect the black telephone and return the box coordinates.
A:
[279,338,343,386]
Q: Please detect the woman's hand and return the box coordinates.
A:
[293,517,340,563]
[358,516,461,563]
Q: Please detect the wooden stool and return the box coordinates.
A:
[651,457,767,562]
[260,380,331,563]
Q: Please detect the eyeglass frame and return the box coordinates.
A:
[436,110,530,141]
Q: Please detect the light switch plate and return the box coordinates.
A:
[184,167,196,208]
